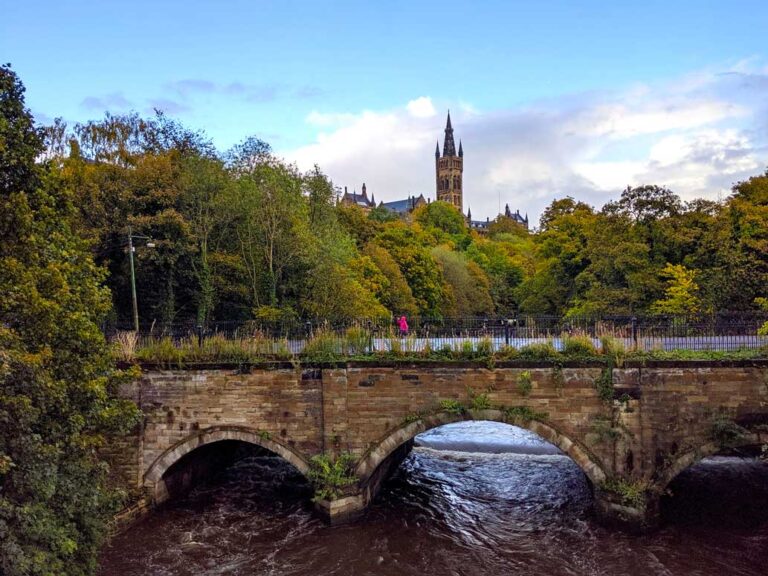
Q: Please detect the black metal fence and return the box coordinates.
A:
[106,312,768,356]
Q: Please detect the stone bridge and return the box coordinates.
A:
[108,360,768,529]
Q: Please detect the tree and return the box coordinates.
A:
[431,247,494,316]
[178,155,230,323]
[651,264,702,314]
[0,64,139,576]
[226,156,310,310]
[413,200,466,235]
[336,203,381,248]
[722,170,768,309]
[465,239,524,315]
[302,261,388,320]
[361,244,419,316]
[517,198,595,314]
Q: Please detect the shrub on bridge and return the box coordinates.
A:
[344,325,371,355]
[307,453,357,501]
[302,330,344,361]
[561,334,598,357]
[518,341,560,360]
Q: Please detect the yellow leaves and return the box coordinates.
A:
[650,263,701,315]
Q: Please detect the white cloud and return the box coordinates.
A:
[281,62,768,226]
[406,96,436,118]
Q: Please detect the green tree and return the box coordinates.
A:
[651,263,702,314]
[361,244,419,316]
[0,64,139,576]
[374,223,446,316]
[722,171,768,309]
[226,154,310,310]
[179,155,231,323]
[431,246,494,316]
[413,200,466,235]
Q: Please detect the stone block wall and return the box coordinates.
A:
[107,361,768,528]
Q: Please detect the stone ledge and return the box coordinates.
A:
[126,358,768,371]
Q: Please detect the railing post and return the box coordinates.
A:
[631,316,638,351]
[504,319,510,347]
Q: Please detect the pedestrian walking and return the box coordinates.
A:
[398,315,409,337]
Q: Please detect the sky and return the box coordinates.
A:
[3,0,768,224]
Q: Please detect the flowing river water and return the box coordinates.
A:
[99,422,768,575]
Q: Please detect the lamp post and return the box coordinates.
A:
[127,227,155,332]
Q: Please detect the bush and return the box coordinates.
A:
[710,416,747,449]
[503,405,547,424]
[600,335,625,361]
[455,339,476,359]
[562,334,597,356]
[344,326,371,355]
[601,478,647,509]
[518,341,559,360]
[517,370,533,396]
[307,453,357,501]
[302,330,343,360]
[476,337,494,357]
[495,345,520,361]
[112,330,138,361]
[469,390,492,410]
[594,366,614,401]
[136,336,185,366]
[439,398,465,415]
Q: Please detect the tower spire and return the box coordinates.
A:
[442,111,456,157]
[458,140,463,158]
[435,140,440,159]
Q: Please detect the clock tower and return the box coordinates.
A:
[435,111,463,212]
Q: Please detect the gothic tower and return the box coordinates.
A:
[435,111,463,212]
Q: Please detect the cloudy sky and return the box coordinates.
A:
[4,0,767,224]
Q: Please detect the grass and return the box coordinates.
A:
[121,329,768,366]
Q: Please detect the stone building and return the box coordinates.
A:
[339,183,376,212]
[342,112,528,229]
[435,111,463,211]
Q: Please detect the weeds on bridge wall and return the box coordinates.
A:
[502,406,548,425]
[402,400,548,428]
[600,477,648,509]
[710,415,748,450]
[517,371,533,397]
[307,453,358,501]
[439,399,466,415]
[593,364,615,402]
[467,387,493,410]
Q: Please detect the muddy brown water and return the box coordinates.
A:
[99,422,768,576]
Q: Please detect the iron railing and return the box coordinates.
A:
[105,312,768,356]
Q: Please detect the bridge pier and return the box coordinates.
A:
[594,489,661,532]
[315,439,415,525]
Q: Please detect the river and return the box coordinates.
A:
[99,422,768,575]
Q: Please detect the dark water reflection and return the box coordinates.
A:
[100,423,768,576]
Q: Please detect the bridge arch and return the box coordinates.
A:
[651,432,764,495]
[355,410,608,488]
[143,425,311,503]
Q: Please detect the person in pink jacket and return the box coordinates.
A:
[397,315,409,336]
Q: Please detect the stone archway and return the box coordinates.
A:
[143,425,311,504]
[651,433,765,495]
[355,409,608,489]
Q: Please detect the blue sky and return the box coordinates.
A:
[3,0,768,222]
